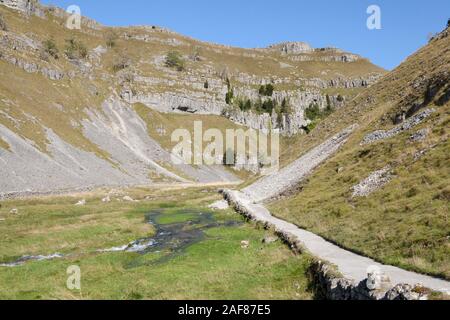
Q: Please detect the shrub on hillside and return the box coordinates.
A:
[261,99,275,113]
[0,13,7,31]
[225,88,234,105]
[105,31,118,48]
[112,55,131,72]
[42,38,59,59]
[189,46,201,62]
[259,84,275,97]
[64,38,88,60]
[305,103,321,121]
[165,51,185,71]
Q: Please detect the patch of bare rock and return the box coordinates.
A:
[351,166,392,198]
[362,109,435,145]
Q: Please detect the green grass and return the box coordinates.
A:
[0,187,313,300]
[270,105,450,279]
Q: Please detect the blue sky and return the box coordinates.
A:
[41,0,450,70]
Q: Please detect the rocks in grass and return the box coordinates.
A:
[101,196,111,203]
[362,109,435,145]
[410,128,430,142]
[384,284,429,301]
[123,196,137,202]
[75,199,86,206]
[240,240,250,249]
[262,235,278,244]
[352,167,392,198]
[208,200,229,210]
[9,208,18,215]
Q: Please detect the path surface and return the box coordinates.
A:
[224,125,450,294]
[243,125,357,202]
[224,190,450,294]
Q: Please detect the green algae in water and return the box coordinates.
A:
[124,208,242,268]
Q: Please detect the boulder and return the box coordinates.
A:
[262,235,278,244]
[240,240,250,249]
[75,199,86,206]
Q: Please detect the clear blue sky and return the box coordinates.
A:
[41,0,450,70]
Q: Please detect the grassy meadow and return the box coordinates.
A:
[0,186,313,300]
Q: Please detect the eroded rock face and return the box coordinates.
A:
[0,0,36,14]
[267,41,313,54]
[362,109,435,145]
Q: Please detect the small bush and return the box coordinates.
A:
[262,99,275,114]
[225,89,234,105]
[42,38,59,59]
[204,80,209,89]
[259,84,275,96]
[190,46,201,62]
[64,38,88,60]
[112,55,131,72]
[238,99,252,111]
[105,31,118,48]
[305,103,321,121]
[165,51,185,71]
[280,98,292,114]
[0,13,7,32]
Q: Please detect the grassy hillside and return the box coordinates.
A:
[0,3,384,161]
[269,26,450,279]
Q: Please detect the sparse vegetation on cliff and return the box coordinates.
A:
[259,83,275,96]
[0,13,7,31]
[105,31,118,48]
[42,38,59,60]
[165,51,185,71]
[64,38,88,59]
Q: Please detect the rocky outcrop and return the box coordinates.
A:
[0,52,65,80]
[0,0,37,14]
[310,261,430,300]
[0,96,239,195]
[266,41,313,54]
[222,107,308,137]
[362,108,435,144]
[352,166,392,198]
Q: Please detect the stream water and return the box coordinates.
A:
[1,208,241,268]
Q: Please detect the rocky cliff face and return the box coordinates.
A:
[0,0,385,193]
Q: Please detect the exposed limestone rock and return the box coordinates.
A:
[122,196,136,202]
[266,41,313,54]
[262,235,278,244]
[384,284,429,300]
[240,240,250,249]
[410,128,430,142]
[362,109,435,144]
[310,261,430,300]
[352,167,392,198]
[126,91,227,115]
[209,200,229,210]
[75,199,86,206]
[0,0,37,14]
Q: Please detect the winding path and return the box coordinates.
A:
[222,126,450,294]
